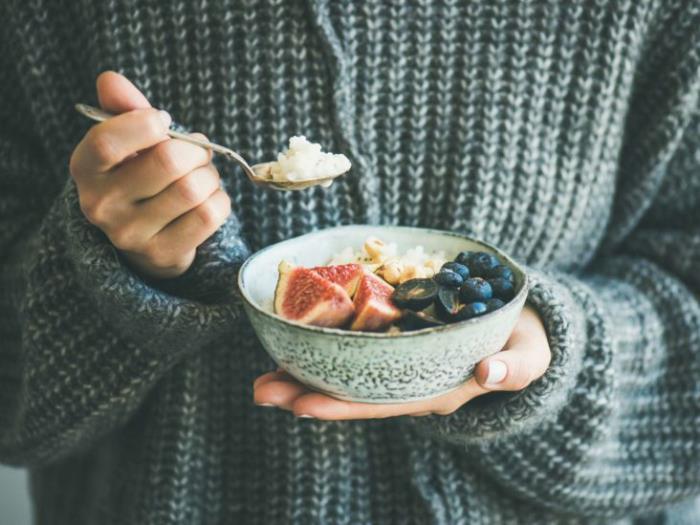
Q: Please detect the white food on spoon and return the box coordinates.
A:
[267,136,351,187]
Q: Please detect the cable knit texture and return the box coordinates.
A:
[1,1,699,524]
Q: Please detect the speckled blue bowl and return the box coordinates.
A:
[238,225,528,403]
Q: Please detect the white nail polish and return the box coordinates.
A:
[485,360,508,385]
[297,414,314,419]
[158,109,172,129]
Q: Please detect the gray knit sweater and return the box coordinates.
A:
[1,1,699,524]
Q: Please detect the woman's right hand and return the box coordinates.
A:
[69,71,231,279]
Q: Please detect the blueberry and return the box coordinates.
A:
[455,251,477,266]
[456,301,488,320]
[485,298,505,312]
[434,269,464,287]
[459,277,493,303]
[436,287,461,320]
[469,252,500,277]
[489,278,515,301]
[485,264,513,282]
[391,278,439,311]
[441,262,470,280]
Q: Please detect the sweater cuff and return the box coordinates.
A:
[405,267,587,445]
[58,179,250,351]
[144,206,251,304]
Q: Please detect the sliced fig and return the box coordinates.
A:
[350,272,402,331]
[274,260,355,328]
[311,263,365,297]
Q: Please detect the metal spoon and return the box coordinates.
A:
[74,103,347,191]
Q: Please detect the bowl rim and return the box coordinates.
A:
[237,225,529,339]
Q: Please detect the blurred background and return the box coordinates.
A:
[0,466,31,524]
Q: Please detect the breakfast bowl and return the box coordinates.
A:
[238,225,528,403]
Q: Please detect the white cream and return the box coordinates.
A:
[268,136,351,183]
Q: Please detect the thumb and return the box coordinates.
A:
[96,71,151,114]
[473,343,551,392]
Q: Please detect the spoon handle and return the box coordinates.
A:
[74,103,255,177]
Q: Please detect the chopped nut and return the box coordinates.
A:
[364,237,387,262]
[331,237,445,287]
[380,260,403,285]
[399,264,420,283]
[364,263,381,273]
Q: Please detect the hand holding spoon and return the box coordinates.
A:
[75,103,349,191]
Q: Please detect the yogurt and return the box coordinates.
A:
[267,136,351,183]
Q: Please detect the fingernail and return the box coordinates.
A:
[297,414,314,419]
[158,109,172,129]
[256,402,275,407]
[485,360,508,385]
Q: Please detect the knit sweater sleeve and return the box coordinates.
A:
[409,37,700,519]
[0,78,250,467]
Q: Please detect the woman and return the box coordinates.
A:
[1,1,699,523]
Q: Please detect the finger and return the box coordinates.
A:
[472,306,551,392]
[139,163,220,231]
[291,393,393,419]
[507,305,550,348]
[417,379,488,416]
[144,188,231,266]
[291,379,485,420]
[473,342,551,392]
[119,188,230,278]
[71,108,171,175]
[103,164,221,252]
[97,71,151,113]
[111,134,213,200]
[254,380,310,410]
[253,370,296,390]
[291,393,422,420]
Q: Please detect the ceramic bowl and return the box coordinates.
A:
[238,225,528,403]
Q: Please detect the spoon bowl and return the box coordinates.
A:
[75,103,347,191]
[251,162,336,190]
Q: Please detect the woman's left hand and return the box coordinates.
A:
[253,306,551,420]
